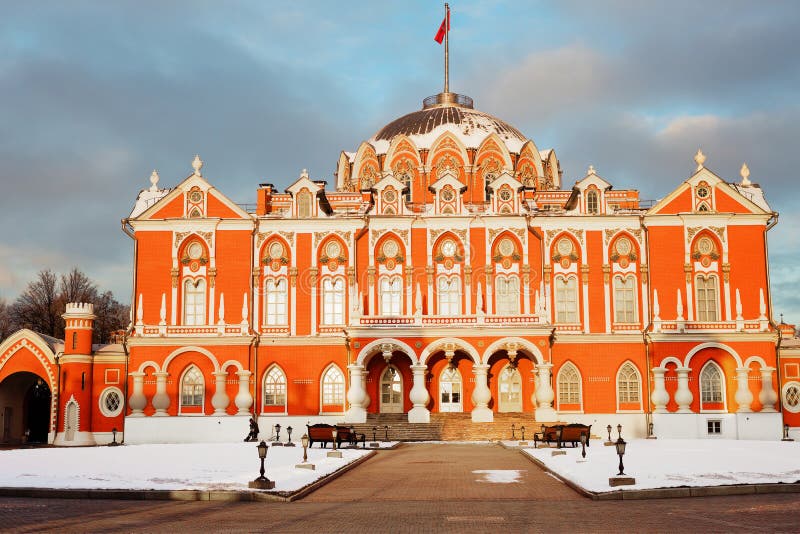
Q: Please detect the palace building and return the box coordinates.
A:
[2,88,799,446]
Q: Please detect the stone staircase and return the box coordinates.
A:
[348,413,565,442]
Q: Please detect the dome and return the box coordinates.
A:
[369,92,528,153]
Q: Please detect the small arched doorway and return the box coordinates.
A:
[0,372,51,444]
[439,367,463,412]
[380,366,403,413]
[498,365,522,412]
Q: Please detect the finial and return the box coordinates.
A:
[740,163,751,186]
[149,170,160,192]
[192,154,203,176]
[301,168,309,179]
[694,149,706,171]
[587,164,596,175]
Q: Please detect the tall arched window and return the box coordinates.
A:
[613,275,637,323]
[617,362,641,407]
[297,190,312,218]
[555,276,578,323]
[437,276,460,315]
[586,190,599,214]
[379,276,402,316]
[496,275,520,315]
[180,366,204,408]
[263,366,287,408]
[696,275,719,321]
[557,363,582,407]
[700,362,724,407]
[264,279,288,325]
[322,278,345,324]
[321,365,345,408]
[183,278,206,325]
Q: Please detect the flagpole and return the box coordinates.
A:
[444,3,449,93]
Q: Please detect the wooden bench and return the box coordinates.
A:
[534,424,592,448]
[306,424,365,448]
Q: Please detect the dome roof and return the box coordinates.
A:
[369,93,528,153]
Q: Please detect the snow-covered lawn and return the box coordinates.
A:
[519,439,800,493]
[0,442,377,493]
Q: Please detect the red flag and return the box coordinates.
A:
[434,6,450,44]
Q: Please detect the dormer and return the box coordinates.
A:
[428,169,467,215]
[286,170,327,219]
[570,165,612,215]
[486,170,522,214]
[373,173,409,216]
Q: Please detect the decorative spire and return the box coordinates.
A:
[241,292,249,325]
[653,289,661,321]
[676,289,685,321]
[735,289,743,320]
[587,165,596,175]
[740,163,751,186]
[159,293,166,326]
[694,149,706,171]
[149,170,160,192]
[136,294,144,325]
[192,154,203,177]
[218,293,226,325]
[300,168,309,179]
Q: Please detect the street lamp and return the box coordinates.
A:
[384,425,389,441]
[555,426,563,449]
[372,426,377,442]
[580,433,587,459]
[606,425,612,442]
[511,423,516,440]
[520,426,526,441]
[301,433,309,462]
[783,423,794,441]
[616,424,622,440]
[286,426,295,446]
[615,437,627,475]
[247,441,275,489]
[332,427,338,450]
[275,424,281,442]
[108,427,119,447]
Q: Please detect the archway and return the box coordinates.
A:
[380,366,403,413]
[0,372,51,444]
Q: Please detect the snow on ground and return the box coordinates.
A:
[520,439,800,493]
[473,470,522,483]
[0,442,374,492]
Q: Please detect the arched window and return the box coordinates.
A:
[557,363,582,407]
[322,278,345,324]
[437,276,461,315]
[617,362,641,405]
[264,279,288,325]
[180,366,204,407]
[496,275,520,316]
[297,190,312,218]
[700,362,724,406]
[321,365,345,407]
[613,275,637,323]
[498,365,522,412]
[72,331,78,350]
[263,366,287,408]
[586,190,599,214]
[439,366,463,412]
[555,276,578,323]
[782,382,800,414]
[696,275,719,321]
[183,278,206,325]
[379,276,402,316]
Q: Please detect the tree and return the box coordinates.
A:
[59,268,98,305]
[10,269,62,338]
[92,291,130,344]
[0,298,13,343]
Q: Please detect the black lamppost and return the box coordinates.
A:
[286,426,295,446]
[648,422,654,437]
[580,433,587,459]
[109,427,119,446]
[301,433,309,463]
[783,423,794,441]
[275,424,281,442]
[606,424,612,442]
[555,426,563,449]
[350,425,355,448]
[372,426,377,442]
[615,437,627,475]
[384,425,389,441]
[332,427,338,450]
[616,424,622,440]
[248,441,275,489]
[511,423,516,440]
[520,426,526,441]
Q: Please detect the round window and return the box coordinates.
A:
[441,240,457,257]
[441,188,455,202]
[556,238,573,256]
[325,240,342,259]
[615,237,632,256]
[187,242,203,260]
[268,242,284,259]
[783,382,800,413]
[499,188,513,201]
[697,237,714,255]
[189,190,203,203]
[696,186,710,199]
[383,189,397,203]
[99,387,124,417]
[382,239,399,258]
[498,238,515,257]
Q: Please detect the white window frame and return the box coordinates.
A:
[297,190,312,218]
[586,189,599,214]
[613,275,637,323]
[264,278,288,325]
[699,361,726,412]
[437,275,461,316]
[320,365,345,413]
[98,386,124,417]
[179,366,205,413]
[183,278,206,326]
[322,277,346,325]
[379,275,403,316]
[554,276,578,323]
[782,381,800,414]
[556,362,583,412]
[496,275,520,316]
[695,274,719,322]
[263,365,287,412]
[615,362,642,412]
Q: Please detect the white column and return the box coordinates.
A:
[170,286,177,326]
[724,278,733,322]
[674,367,693,413]
[603,277,611,333]
[310,284,317,336]
[651,367,669,413]
[128,371,146,417]
[408,364,430,423]
[534,363,557,421]
[758,367,778,412]
[345,364,367,422]
[640,277,649,327]
[152,371,170,416]
[684,279,693,322]
[523,276,530,315]
[235,370,254,415]
[582,277,590,333]
[734,367,753,413]
[485,278,493,315]
[361,373,370,409]
[471,363,493,422]
[211,371,230,415]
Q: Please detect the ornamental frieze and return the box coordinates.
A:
[604,228,643,245]
[174,230,212,249]
[488,227,525,244]
[314,230,351,249]
[687,226,726,243]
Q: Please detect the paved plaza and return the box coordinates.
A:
[2,443,799,532]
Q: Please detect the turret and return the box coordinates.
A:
[62,302,96,355]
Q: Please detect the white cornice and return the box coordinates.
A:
[647,332,778,343]
[127,336,256,347]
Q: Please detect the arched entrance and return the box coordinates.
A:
[0,372,51,444]
[498,365,522,412]
[439,367,463,412]
[380,366,403,413]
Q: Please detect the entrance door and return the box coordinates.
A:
[439,367,462,412]
[380,366,403,413]
[498,365,523,412]
[65,402,77,442]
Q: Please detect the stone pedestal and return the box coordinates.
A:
[608,477,636,487]
[248,478,275,490]
[327,451,343,458]
[295,463,316,470]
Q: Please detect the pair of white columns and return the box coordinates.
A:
[128,370,254,416]
[344,362,559,423]
[650,366,777,413]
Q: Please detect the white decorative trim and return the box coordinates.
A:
[98,387,125,417]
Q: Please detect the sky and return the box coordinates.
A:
[1,1,799,322]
